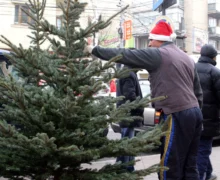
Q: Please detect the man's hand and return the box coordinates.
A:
[83,45,94,54]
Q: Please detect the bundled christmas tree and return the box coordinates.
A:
[0,0,168,179]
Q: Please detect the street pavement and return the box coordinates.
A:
[90,127,220,179]
[82,146,220,179]
[0,128,219,179]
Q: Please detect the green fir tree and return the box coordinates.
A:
[0,0,168,179]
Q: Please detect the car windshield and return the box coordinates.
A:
[139,80,151,97]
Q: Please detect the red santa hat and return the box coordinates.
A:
[149,21,176,42]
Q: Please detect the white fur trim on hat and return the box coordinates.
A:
[170,33,177,40]
[149,33,177,42]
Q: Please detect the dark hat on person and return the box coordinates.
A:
[200,44,217,58]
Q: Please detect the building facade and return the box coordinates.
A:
[56,0,133,48]
[131,0,220,57]
[208,0,220,52]
[0,0,129,50]
[184,0,208,55]
[0,0,57,50]
[131,0,185,49]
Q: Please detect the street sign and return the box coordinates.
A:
[124,20,132,40]
[153,0,164,11]
[159,0,177,12]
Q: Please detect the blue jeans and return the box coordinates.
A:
[206,158,213,180]
[116,127,135,172]
[197,137,213,180]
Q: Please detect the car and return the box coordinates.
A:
[94,83,110,97]
[0,49,12,77]
[92,78,111,97]
[111,79,161,133]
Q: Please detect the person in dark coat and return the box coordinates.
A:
[116,65,144,172]
[196,44,220,180]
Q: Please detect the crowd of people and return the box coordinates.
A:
[84,21,220,180]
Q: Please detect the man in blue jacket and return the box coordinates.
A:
[196,44,220,180]
[84,21,203,180]
[116,65,144,172]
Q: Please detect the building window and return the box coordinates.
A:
[209,17,217,27]
[179,0,184,8]
[208,3,216,11]
[208,0,216,3]
[209,40,217,48]
[14,4,34,24]
[56,16,63,29]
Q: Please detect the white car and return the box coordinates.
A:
[94,83,110,97]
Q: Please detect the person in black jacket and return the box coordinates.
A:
[196,44,220,180]
[116,65,144,172]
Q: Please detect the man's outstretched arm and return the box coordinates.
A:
[90,46,162,71]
